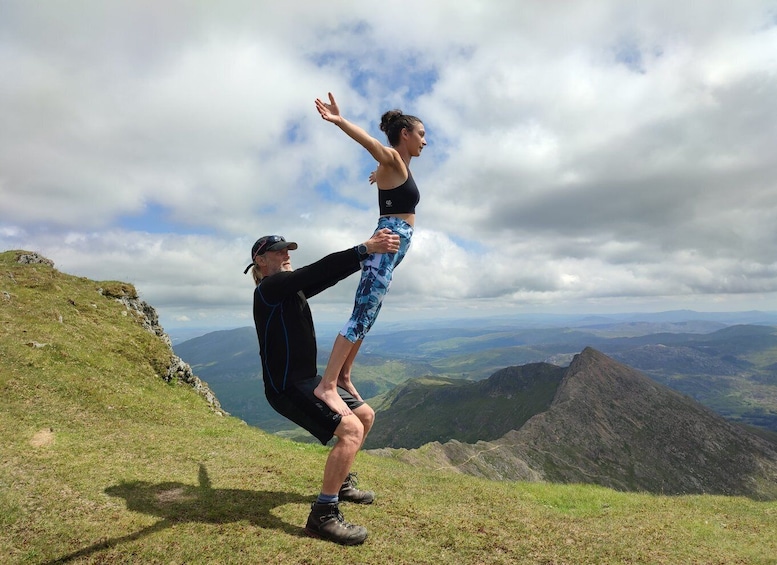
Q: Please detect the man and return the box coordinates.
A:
[245,228,400,545]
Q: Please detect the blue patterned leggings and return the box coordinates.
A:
[340,216,413,342]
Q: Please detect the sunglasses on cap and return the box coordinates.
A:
[254,235,288,256]
[243,235,298,274]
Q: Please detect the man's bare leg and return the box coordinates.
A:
[315,334,356,416]
[320,413,364,495]
[329,405,375,505]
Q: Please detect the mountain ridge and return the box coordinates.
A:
[369,348,777,499]
[365,364,565,449]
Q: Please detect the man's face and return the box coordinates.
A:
[259,248,293,276]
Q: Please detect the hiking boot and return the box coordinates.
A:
[339,472,375,504]
[304,502,368,545]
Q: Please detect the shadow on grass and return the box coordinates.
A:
[44,463,312,564]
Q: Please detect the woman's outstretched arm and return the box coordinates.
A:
[315,92,402,169]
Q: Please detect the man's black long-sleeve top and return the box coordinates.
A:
[253,248,361,395]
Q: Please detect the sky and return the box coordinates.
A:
[2,0,776,335]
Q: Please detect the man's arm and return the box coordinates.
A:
[302,228,401,298]
[259,229,400,302]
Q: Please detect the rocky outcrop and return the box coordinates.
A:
[99,283,227,416]
[16,252,55,267]
[9,250,226,416]
[165,354,224,412]
[98,284,172,346]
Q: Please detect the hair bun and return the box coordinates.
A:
[379,109,403,133]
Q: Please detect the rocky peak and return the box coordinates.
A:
[515,347,777,497]
[375,347,777,499]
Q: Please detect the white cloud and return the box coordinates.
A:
[1,0,776,333]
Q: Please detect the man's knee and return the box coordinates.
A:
[334,414,365,445]
[354,404,375,429]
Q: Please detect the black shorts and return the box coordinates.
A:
[265,375,365,445]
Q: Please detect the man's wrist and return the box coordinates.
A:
[356,243,369,260]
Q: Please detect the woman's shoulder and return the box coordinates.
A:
[378,146,404,168]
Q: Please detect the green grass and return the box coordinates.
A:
[2,250,777,564]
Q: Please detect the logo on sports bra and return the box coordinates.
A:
[385,199,393,207]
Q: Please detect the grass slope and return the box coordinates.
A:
[2,250,777,564]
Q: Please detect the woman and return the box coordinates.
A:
[313,92,426,416]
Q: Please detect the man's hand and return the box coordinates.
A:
[314,92,342,124]
[365,228,400,254]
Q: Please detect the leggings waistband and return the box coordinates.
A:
[377,216,414,239]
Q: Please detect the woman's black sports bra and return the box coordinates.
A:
[378,172,420,215]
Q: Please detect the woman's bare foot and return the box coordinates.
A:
[314,383,353,416]
[337,375,363,402]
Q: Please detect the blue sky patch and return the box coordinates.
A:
[117,202,214,235]
[285,119,305,144]
[613,40,646,74]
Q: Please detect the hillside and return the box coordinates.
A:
[370,348,777,499]
[365,364,566,449]
[607,326,777,431]
[3,250,777,564]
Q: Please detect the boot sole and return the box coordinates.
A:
[339,497,374,505]
[304,527,368,546]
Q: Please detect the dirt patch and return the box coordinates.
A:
[30,428,55,447]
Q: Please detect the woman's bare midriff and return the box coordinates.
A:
[380,213,415,227]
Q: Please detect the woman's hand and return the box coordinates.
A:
[314,92,342,124]
[368,170,377,185]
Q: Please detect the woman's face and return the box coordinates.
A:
[403,122,426,157]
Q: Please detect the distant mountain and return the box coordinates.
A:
[172,327,282,430]
[369,348,777,499]
[371,310,777,332]
[605,325,777,431]
[365,324,777,433]
[365,364,565,449]
[174,327,260,378]
[173,326,433,432]
[175,321,777,435]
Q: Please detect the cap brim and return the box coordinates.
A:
[266,241,298,252]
